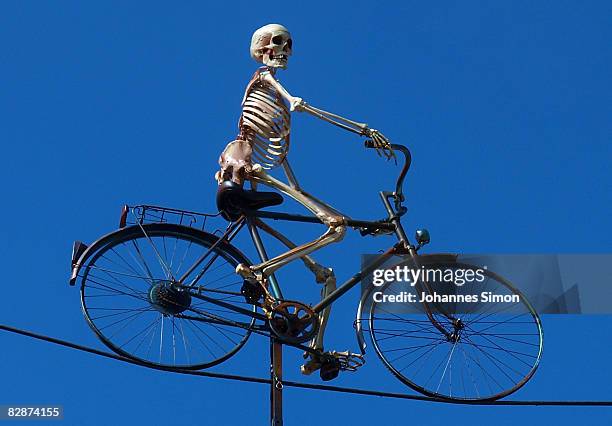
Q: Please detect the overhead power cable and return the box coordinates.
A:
[1,324,611,407]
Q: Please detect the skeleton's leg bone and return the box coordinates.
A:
[239,225,344,279]
[250,165,346,226]
[252,217,336,285]
[252,217,317,270]
[245,166,344,358]
[251,218,336,356]
[311,269,336,350]
[300,263,338,376]
[294,188,347,219]
[239,166,346,279]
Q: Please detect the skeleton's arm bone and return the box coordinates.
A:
[301,101,397,161]
[260,71,369,136]
[299,103,368,136]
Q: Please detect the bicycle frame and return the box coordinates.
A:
[66,140,544,400]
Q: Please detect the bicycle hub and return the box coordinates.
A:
[148,280,192,315]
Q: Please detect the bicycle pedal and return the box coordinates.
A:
[329,351,365,372]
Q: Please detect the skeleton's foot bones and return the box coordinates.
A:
[236,263,258,281]
[301,350,365,381]
[300,353,323,376]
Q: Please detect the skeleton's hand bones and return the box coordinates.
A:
[363,127,397,162]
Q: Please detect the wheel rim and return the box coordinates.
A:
[369,262,543,401]
[80,224,256,370]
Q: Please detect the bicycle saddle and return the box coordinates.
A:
[216,180,283,221]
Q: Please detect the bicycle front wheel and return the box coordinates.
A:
[79,223,256,370]
[368,262,543,401]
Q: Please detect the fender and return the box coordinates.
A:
[69,227,131,286]
[353,253,459,354]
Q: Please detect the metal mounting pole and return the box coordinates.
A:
[270,337,283,426]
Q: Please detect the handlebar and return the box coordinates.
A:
[364,141,412,211]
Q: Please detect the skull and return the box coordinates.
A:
[250,24,292,69]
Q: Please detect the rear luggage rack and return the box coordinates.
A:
[119,204,224,233]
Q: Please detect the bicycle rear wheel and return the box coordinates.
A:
[79,223,256,370]
[368,262,543,401]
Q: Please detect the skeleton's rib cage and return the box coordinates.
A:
[239,69,291,169]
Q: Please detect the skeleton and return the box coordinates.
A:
[215,24,394,374]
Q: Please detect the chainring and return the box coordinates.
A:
[268,301,319,344]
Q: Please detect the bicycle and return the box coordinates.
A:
[68,142,543,401]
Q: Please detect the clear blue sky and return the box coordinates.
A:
[0,1,611,425]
